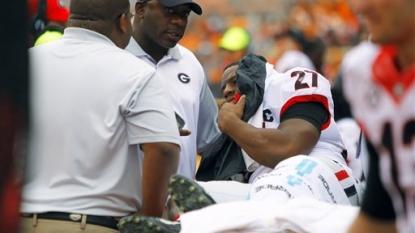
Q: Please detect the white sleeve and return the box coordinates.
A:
[196,76,220,153]
[123,72,180,146]
[275,51,315,73]
[342,42,379,108]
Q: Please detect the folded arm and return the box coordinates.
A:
[218,95,326,168]
[139,142,180,217]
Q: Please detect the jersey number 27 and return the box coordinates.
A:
[291,70,319,90]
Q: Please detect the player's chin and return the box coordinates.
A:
[365,23,387,43]
[162,37,181,48]
[161,41,178,50]
[368,32,390,44]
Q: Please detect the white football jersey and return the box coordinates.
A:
[249,65,347,183]
[274,51,315,73]
[343,45,415,233]
[263,67,346,163]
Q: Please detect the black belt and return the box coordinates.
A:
[22,212,119,230]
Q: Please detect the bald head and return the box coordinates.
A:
[69,0,129,22]
[67,0,133,49]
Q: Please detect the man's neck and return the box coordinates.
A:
[133,34,168,63]
[396,34,415,71]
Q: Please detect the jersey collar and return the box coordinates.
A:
[125,37,182,63]
[372,45,415,103]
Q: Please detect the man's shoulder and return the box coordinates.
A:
[175,44,193,53]
[166,44,204,76]
[278,51,315,69]
[100,47,156,77]
[175,44,199,62]
[265,67,332,100]
[104,46,151,65]
[342,42,379,74]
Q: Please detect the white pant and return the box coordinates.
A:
[198,181,252,203]
[199,155,363,206]
[249,156,350,205]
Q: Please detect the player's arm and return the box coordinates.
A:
[348,212,397,233]
[348,140,397,233]
[124,71,181,217]
[218,95,326,168]
[140,142,180,217]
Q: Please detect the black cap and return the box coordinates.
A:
[140,0,202,15]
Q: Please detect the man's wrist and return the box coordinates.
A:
[219,113,240,134]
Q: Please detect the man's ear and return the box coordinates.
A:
[135,2,145,18]
[117,13,130,34]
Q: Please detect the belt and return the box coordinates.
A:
[22,212,119,230]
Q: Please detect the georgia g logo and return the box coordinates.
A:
[178,73,190,84]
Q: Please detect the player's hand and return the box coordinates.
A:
[179,129,191,136]
[218,94,246,133]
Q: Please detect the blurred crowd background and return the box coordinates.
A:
[63,0,362,97]
[0,1,366,231]
[176,0,361,97]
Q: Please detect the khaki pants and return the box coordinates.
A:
[19,215,119,233]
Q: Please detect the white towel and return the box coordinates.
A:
[241,105,262,172]
[242,63,276,173]
[180,196,359,233]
